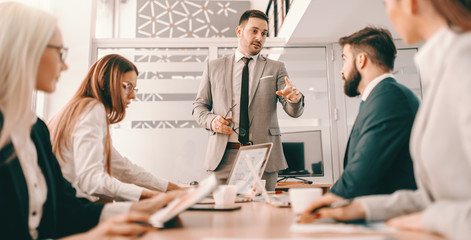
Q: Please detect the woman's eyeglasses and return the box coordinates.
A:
[122,82,139,95]
[47,44,68,62]
[224,104,252,137]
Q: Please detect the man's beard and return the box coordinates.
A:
[343,62,361,97]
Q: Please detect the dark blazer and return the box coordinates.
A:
[330,78,418,199]
[0,114,104,240]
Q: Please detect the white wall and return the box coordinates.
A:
[44,0,93,121]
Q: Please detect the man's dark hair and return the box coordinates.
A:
[239,9,268,26]
[339,27,397,71]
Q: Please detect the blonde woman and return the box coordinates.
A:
[300,0,471,239]
[0,2,177,239]
[48,54,180,203]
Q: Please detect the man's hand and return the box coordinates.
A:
[61,212,155,240]
[211,115,233,134]
[276,77,302,103]
[299,193,366,223]
[131,190,186,214]
[386,211,424,232]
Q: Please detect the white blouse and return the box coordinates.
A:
[358,27,471,240]
[11,114,47,240]
[56,101,168,202]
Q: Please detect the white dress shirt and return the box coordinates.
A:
[10,114,47,240]
[357,27,471,240]
[361,73,395,101]
[228,49,259,143]
[56,101,169,202]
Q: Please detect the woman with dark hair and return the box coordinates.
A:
[0,2,177,239]
[300,0,471,239]
[48,54,181,203]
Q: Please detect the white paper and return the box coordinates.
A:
[290,220,397,234]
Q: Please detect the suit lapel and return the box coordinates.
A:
[224,55,234,110]
[249,55,267,106]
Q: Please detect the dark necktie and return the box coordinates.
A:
[239,57,252,144]
[359,100,365,111]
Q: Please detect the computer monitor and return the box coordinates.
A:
[279,142,308,175]
[279,130,324,177]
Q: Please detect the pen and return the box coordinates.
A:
[311,199,353,213]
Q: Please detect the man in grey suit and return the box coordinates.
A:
[193,10,304,190]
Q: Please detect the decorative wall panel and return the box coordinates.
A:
[136,0,250,38]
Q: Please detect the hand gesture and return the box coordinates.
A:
[276,77,302,103]
[211,115,233,134]
[61,212,155,240]
[298,193,365,223]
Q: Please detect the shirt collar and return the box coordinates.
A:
[235,49,259,64]
[361,73,395,101]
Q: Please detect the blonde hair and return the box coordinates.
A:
[0,2,56,153]
[48,54,138,173]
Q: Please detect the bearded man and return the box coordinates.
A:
[328,27,419,199]
[192,10,304,190]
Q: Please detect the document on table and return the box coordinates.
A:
[290,219,397,234]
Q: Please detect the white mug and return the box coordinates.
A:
[289,188,323,215]
[213,185,237,205]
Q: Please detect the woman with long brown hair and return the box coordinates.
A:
[49,54,180,203]
[299,0,471,239]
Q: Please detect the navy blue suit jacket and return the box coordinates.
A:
[330,78,418,198]
[0,114,104,240]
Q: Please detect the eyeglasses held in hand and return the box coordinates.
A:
[47,44,68,62]
[122,82,139,95]
[223,104,252,137]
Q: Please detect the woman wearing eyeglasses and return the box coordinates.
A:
[0,2,181,239]
[48,54,181,203]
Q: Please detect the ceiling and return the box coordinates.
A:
[276,0,400,44]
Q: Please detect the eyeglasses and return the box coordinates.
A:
[224,104,253,137]
[47,44,68,62]
[123,82,139,95]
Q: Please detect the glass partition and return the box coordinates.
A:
[97,47,210,183]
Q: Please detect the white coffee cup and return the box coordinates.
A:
[289,188,323,215]
[213,185,237,205]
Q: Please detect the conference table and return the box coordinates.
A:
[142,201,447,240]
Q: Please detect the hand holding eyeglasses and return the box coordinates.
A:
[276,77,302,103]
[211,115,233,134]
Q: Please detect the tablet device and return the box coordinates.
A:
[149,174,218,228]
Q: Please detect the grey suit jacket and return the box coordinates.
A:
[193,54,304,172]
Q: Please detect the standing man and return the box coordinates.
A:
[193,10,304,190]
[316,27,419,204]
